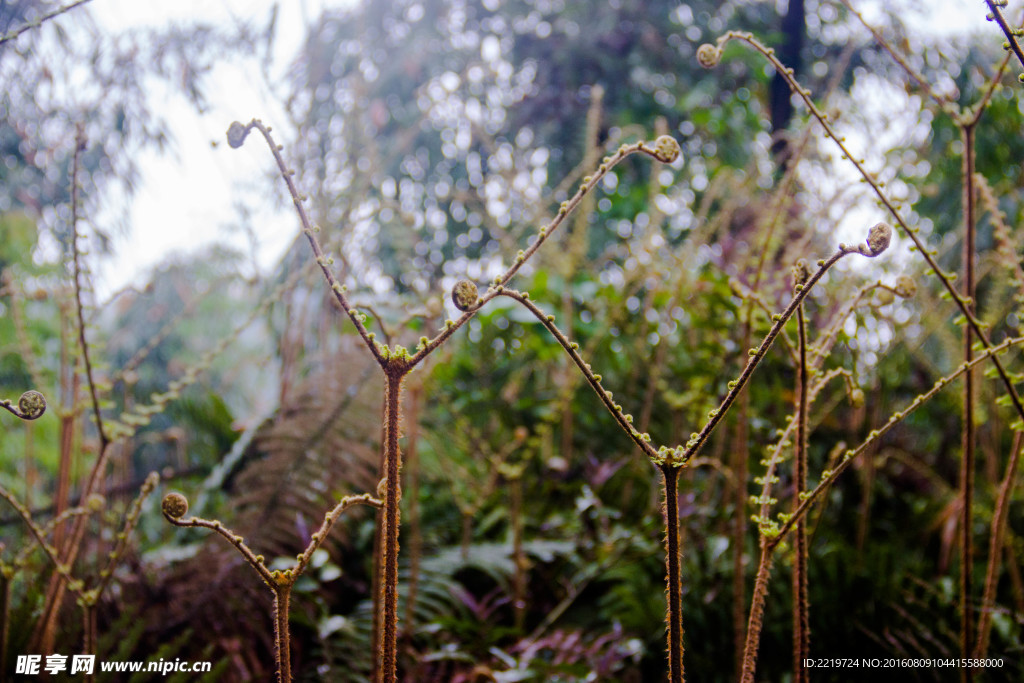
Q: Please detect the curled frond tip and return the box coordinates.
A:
[18,390,46,420]
[653,135,682,163]
[162,492,189,520]
[697,43,722,68]
[451,280,479,312]
[226,121,250,149]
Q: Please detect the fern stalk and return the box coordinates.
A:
[403,381,423,637]
[730,344,751,681]
[792,303,809,681]
[379,367,406,682]
[959,123,977,683]
[975,432,1023,658]
[273,586,292,683]
[742,544,775,683]
[661,464,685,683]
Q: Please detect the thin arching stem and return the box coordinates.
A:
[0,0,94,47]
[983,0,1024,74]
[777,337,1024,541]
[241,120,385,365]
[69,125,108,452]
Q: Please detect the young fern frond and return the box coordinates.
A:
[777,335,1024,542]
[741,336,1024,680]
[162,488,381,682]
[68,126,108,451]
[684,227,890,463]
[0,391,47,421]
[701,27,1024,485]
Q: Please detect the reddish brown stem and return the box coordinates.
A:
[792,305,809,681]
[403,382,423,636]
[731,346,751,682]
[273,586,292,683]
[960,123,977,683]
[661,465,685,683]
[742,544,776,683]
[82,605,97,682]
[379,368,405,682]
[974,433,1023,658]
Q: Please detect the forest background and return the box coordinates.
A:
[1,0,1024,681]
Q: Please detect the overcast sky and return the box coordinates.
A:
[84,0,994,299]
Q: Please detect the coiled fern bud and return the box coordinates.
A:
[697,43,721,68]
[850,388,865,408]
[893,275,917,298]
[161,492,189,520]
[843,222,893,257]
[451,280,479,312]
[865,222,892,256]
[226,121,250,149]
[18,390,46,420]
[653,135,682,163]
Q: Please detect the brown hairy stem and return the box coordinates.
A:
[792,304,809,681]
[379,367,406,682]
[82,606,97,678]
[273,586,292,683]
[33,127,111,655]
[69,125,108,452]
[727,140,810,677]
[661,464,685,683]
[402,381,423,637]
[959,123,977,683]
[730,380,750,681]
[370,391,386,683]
[974,433,1024,658]
[741,544,776,683]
